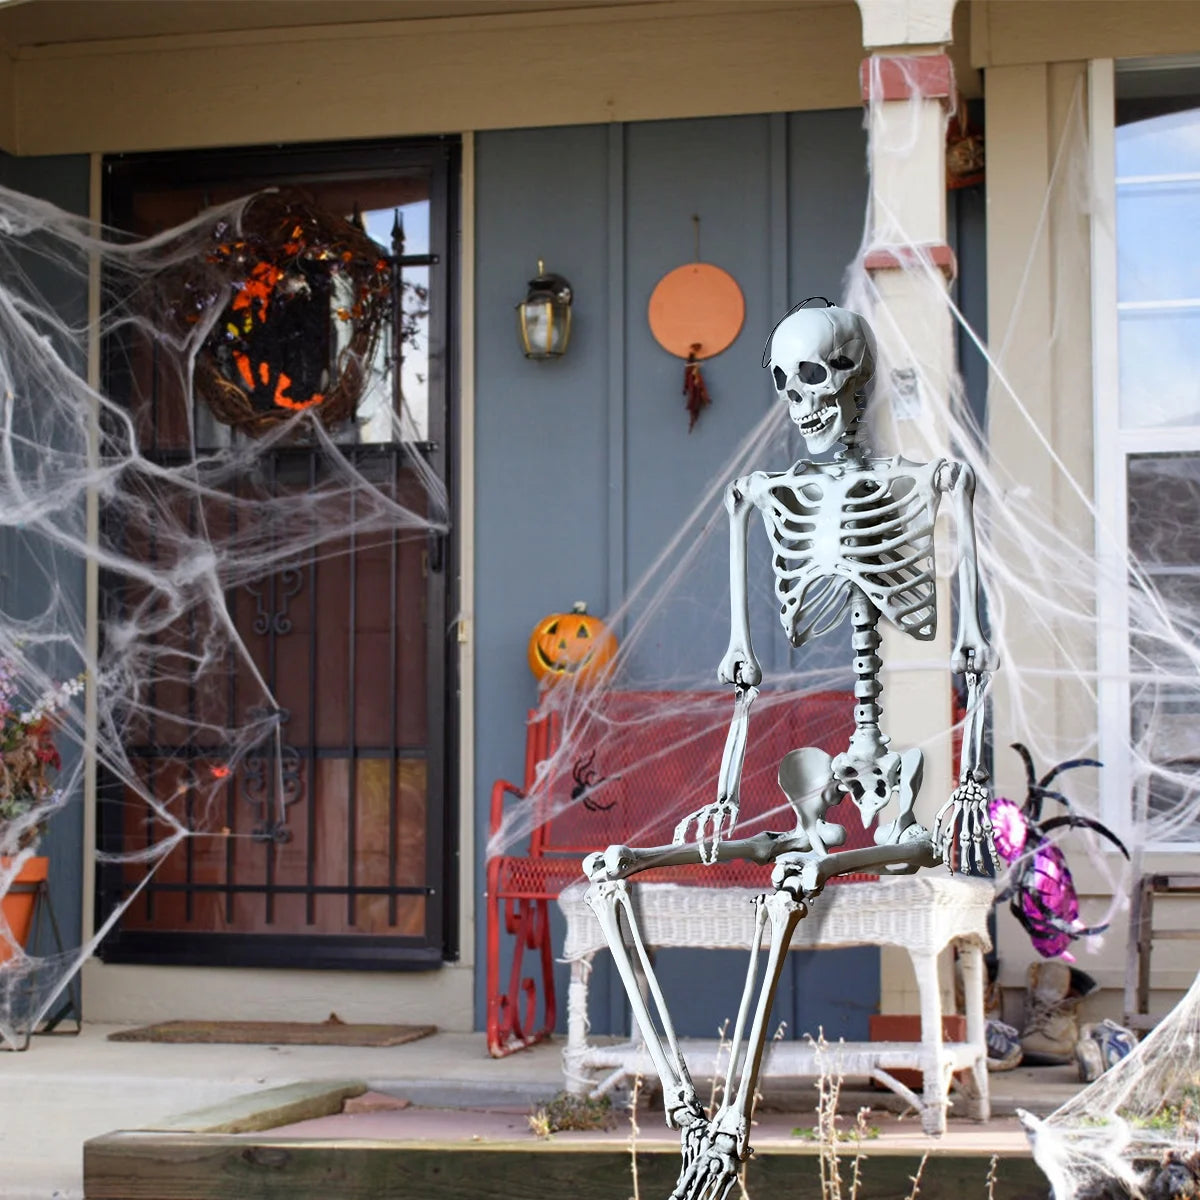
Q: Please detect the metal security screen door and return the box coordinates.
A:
[95,139,459,969]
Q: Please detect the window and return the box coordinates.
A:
[95,138,460,968]
[1094,58,1200,840]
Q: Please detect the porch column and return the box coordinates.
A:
[855,0,960,1018]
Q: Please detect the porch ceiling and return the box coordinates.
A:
[0,0,654,49]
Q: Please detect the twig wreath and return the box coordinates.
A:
[187,190,392,437]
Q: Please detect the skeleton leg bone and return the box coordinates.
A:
[584,880,705,1127]
[670,890,806,1200]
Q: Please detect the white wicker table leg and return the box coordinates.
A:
[957,940,990,1121]
[910,946,950,1136]
[564,953,595,1096]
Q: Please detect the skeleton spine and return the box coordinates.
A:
[836,396,869,458]
[849,585,883,732]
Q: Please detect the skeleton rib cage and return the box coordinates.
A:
[757,456,943,646]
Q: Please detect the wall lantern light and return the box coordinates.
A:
[517,260,573,360]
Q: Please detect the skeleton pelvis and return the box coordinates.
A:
[831,744,925,840]
[777,747,847,851]
[830,746,897,826]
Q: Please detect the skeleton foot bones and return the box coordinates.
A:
[669,1114,746,1200]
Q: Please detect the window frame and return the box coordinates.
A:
[1090,57,1200,850]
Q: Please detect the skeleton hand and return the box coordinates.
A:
[673,798,739,866]
[932,774,1001,877]
[717,645,761,688]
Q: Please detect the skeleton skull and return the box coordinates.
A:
[765,306,876,453]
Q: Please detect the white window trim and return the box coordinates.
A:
[1090,57,1200,851]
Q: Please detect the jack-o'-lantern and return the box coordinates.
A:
[528,602,616,687]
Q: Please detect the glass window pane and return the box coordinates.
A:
[1118,311,1200,427]
[1128,453,1200,565]
[1117,182,1200,304]
[359,201,430,444]
[1116,104,1200,177]
[1115,67,1200,429]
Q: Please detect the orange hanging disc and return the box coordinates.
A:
[647,263,745,362]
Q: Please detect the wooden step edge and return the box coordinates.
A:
[120,1079,369,1135]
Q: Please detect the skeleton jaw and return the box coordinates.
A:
[790,398,845,453]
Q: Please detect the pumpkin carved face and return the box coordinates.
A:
[527,602,616,686]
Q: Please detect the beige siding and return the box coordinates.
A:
[972,0,1200,70]
[5,1,867,156]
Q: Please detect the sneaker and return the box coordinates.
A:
[1075,1019,1136,1082]
[986,1019,1023,1071]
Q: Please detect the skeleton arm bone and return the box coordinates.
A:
[936,461,998,674]
[585,828,812,884]
[717,476,763,687]
[772,836,940,899]
[673,684,757,861]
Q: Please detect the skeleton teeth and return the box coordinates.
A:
[800,409,834,433]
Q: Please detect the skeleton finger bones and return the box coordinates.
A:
[672,799,739,865]
[933,774,1001,876]
[933,669,1000,875]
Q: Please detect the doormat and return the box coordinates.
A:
[108,1018,437,1047]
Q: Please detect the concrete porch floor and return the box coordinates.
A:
[0,1023,1085,1200]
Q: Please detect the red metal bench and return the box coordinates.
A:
[485,688,876,1057]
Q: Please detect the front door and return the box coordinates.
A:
[95,138,458,969]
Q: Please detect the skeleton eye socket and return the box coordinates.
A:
[772,365,787,390]
[796,361,827,385]
[829,355,855,371]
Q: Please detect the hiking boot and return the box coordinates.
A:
[1020,961,1098,1064]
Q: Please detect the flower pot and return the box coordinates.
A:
[0,856,48,964]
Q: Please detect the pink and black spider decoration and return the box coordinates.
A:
[989,744,1129,960]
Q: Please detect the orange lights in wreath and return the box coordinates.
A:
[178,190,394,437]
[527,602,617,688]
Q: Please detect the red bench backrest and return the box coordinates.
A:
[526,689,877,884]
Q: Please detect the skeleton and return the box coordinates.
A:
[583,302,1000,1200]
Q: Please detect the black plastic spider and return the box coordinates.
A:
[571,749,615,813]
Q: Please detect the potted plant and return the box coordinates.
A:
[0,661,81,963]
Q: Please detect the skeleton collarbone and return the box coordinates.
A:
[747,455,944,646]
